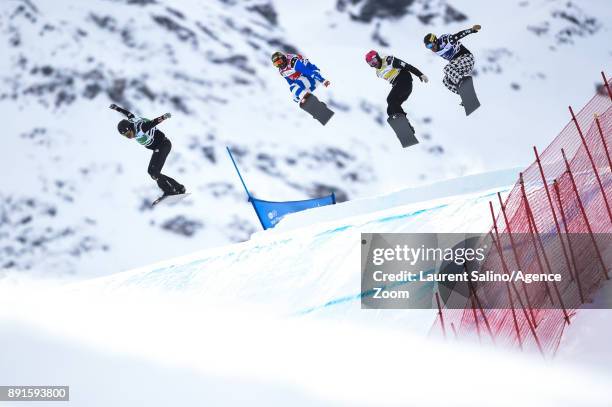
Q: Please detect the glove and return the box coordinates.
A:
[323,80,331,87]
[472,24,481,32]
[109,103,118,110]
[162,112,171,120]
[420,75,429,83]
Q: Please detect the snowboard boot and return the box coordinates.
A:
[166,185,185,195]
[300,92,311,105]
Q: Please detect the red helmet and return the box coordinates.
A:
[365,50,379,67]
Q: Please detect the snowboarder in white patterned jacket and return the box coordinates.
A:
[110,104,185,197]
[271,51,330,103]
[423,25,481,94]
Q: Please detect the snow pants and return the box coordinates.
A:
[443,53,475,94]
[289,75,318,102]
[387,70,413,117]
[147,137,183,195]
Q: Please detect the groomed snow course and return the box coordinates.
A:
[0,169,610,406]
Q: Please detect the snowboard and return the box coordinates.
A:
[300,93,335,125]
[152,193,190,207]
[458,76,480,116]
[387,115,419,148]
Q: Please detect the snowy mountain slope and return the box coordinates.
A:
[1,0,611,277]
[1,179,611,406]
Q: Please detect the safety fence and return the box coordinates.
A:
[431,72,612,357]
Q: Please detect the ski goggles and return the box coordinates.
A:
[424,33,437,49]
[272,57,286,68]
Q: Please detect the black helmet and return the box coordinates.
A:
[424,33,437,49]
[117,119,132,135]
[271,51,287,68]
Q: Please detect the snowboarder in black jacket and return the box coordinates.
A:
[110,104,185,197]
[365,50,428,119]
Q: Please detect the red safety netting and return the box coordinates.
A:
[431,73,612,357]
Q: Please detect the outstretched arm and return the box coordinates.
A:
[389,56,427,81]
[450,25,481,44]
[141,113,171,132]
[109,103,135,119]
[294,59,326,83]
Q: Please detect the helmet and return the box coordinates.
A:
[271,51,287,68]
[117,119,132,135]
[424,33,437,49]
[365,50,379,67]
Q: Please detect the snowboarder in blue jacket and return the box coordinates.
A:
[271,51,330,104]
